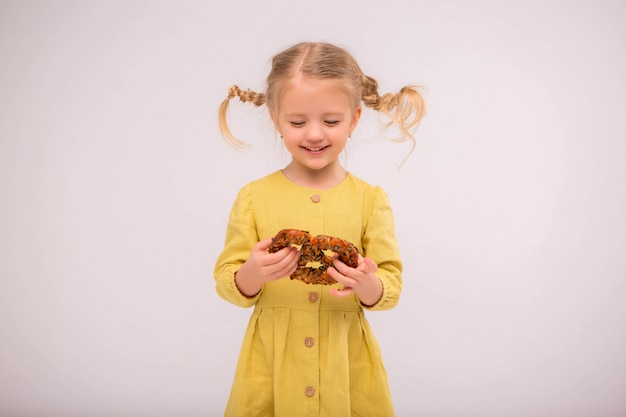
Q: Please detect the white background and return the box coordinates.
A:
[1,1,625,416]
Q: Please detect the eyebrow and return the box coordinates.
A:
[283,112,345,118]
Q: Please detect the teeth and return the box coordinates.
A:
[305,146,326,152]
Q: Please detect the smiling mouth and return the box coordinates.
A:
[302,145,330,152]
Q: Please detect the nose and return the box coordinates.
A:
[304,122,324,141]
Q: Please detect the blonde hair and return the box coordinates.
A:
[219,42,426,158]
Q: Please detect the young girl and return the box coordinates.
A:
[214,42,425,416]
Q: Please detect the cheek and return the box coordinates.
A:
[281,127,299,139]
[282,133,302,147]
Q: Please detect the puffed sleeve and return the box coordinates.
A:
[213,184,262,307]
[361,186,403,311]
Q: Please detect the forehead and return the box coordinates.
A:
[276,76,355,114]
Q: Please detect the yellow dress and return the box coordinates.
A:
[214,170,402,417]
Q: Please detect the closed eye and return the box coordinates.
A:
[290,121,305,127]
[325,120,340,126]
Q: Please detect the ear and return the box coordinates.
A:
[349,106,362,133]
[269,110,282,135]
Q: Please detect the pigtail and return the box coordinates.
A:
[219,43,427,168]
[361,75,426,166]
[218,85,267,150]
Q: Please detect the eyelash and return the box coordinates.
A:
[290,121,340,127]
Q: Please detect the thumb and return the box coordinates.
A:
[362,257,378,273]
[257,237,274,251]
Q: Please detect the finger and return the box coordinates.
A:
[264,244,297,264]
[327,266,355,287]
[331,256,353,275]
[268,247,299,272]
[269,262,297,280]
[332,258,365,282]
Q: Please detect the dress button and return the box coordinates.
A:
[305,386,315,397]
[310,194,321,203]
[304,337,315,348]
[308,292,319,303]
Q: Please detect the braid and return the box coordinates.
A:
[361,75,381,110]
[219,85,266,150]
[227,85,266,106]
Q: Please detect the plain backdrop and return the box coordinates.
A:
[1,1,625,416]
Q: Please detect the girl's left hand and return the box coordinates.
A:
[328,254,383,307]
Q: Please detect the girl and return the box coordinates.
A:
[214,42,425,416]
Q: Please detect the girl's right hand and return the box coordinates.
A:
[234,237,300,297]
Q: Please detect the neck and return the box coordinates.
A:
[282,162,347,189]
